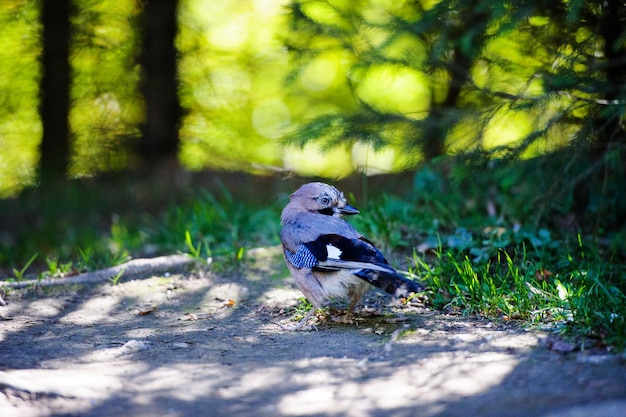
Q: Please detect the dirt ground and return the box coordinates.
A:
[1,248,625,417]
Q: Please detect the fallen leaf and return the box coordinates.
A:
[535,269,554,281]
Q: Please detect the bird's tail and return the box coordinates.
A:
[354,269,424,298]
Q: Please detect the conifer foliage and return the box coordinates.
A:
[284,0,626,230]
[284,0,626,160]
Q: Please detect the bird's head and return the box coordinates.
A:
[286,182,360,218]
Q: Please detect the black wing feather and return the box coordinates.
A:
[304,234,424,296]
[303,233,389,265]
[354,269,424,296]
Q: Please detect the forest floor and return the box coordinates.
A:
[1,249,625,417]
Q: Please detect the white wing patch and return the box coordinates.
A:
[326,244,342,259]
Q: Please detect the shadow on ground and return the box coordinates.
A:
[1,250,625,417]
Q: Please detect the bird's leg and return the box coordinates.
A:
[346,296,359,318]
[332,295,359,324]
[280,307,318,331]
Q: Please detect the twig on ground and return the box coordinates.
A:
[0,254,196,289]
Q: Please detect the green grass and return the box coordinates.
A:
[410,240,625,351]
[1,157,625,350]
[354,159,626,351]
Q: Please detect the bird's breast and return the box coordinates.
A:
[314,269,368,299]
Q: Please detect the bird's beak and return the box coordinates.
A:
[335,204,360,215]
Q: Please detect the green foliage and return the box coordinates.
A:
[284,0,626,180]
[349,158,625,349]
[177,0,288,172]
[108,267,125,286]
[3,0,626,194]
[11,253,38,281]
[0,0,41,197]
[184,229,210,261]
[563,241,626,350]
[8,186,281,276]
[69,0,143,177]
[45,256,74,278]
[75,246,130,273]
[149,187,280,265]
[292,297,315,321]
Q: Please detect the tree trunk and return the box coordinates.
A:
[593,0,626,152]
[138,0,181,164]
[39,0,71,182]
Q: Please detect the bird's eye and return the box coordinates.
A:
[319,196,331,205]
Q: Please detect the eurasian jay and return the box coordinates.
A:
[280,182,424,330]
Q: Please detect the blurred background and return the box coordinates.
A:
[1,0,625,269]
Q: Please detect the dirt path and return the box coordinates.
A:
[1,250,625,417]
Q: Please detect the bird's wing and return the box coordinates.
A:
[303,233,394,273]
[283,232,424,296]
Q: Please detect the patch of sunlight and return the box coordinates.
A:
[287,101,343,122]
[445,117,480,154]
[471,60,490,89]
[429,68,451,104]
[131,361,343,406]
[179,116,282,172]
[124,328,157,339]
[201,283,250,318]
[482,108,533,151]
[0,0,40,197]
[575,26,593,44]
[300,1,348,29]
[300,55,339,92]
[259,288,301,311]
[277,352,518,415]
[218,366,287,399]
[0,123,40,198]
[253,0,285,17]
[529,16,550,26]
[420,0,443,10]
[283,144,353,178]
[181,0,226,28]
[208,15,249,50]
[520,123,577,158]
[351,142,395,175]
[0,367,125,401]
[252,99,291,139]
[472,58,543,98]
[93,93,123,122]
[383,33,428,64]
[60,296,122,325]
[362,6,392,26]
[369,0,421,16]
[356,65,431,120]
[524,76,545,97]
[178,0,289,174]
[486,34,544,70]
[209,67,252,109]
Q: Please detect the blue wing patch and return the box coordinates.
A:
[285,245,319,268]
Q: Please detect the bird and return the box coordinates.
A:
[279,182,424,330]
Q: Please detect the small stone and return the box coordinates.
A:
[550,339,576,352]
